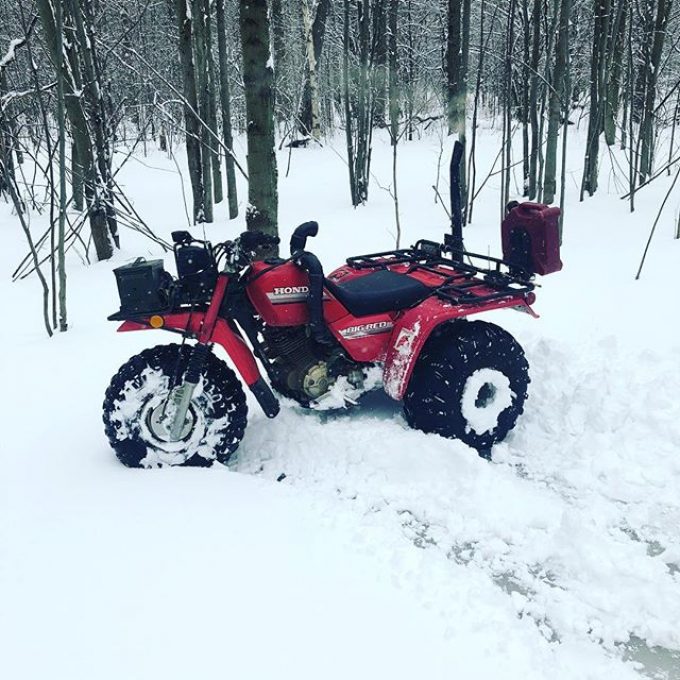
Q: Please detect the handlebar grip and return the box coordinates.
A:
[290,221,319,255]
[260,233,280,247]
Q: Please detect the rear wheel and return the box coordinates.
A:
[103,344,247,468]
[403,321,529,454]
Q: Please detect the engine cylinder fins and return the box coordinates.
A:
[262,325,331,400]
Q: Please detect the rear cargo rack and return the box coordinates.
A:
[345,242,535,307]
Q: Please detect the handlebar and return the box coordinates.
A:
[239,230,280,252]
[175,229,282,274]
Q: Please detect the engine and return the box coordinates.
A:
[261,326,330,400]
[261,325,362,403]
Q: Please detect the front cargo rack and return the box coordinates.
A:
[345,240,535,307]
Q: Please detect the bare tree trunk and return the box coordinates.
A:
[604,0,627,146]
[173,0,204,222]
[501,0,516,215]
[446,0,469,213]
[537,0,561,202]
[240,0,278,245]
[405,0,415,141]
[544,0,571,205]
[215,0,238,219]
[627,1,636,211]
[71,141,84,211]
[354,0,374,203]
[56,0,67,331]
[372,0,387,126]
[388,0,399,144]
[460,0,470,218]
[520,0,531,197]
[204,1,223,204]
[638,0,672,181]
[301,0,321,141]
[270,0,286,92]
[528,0,541,199]
[4,166,53,336]
[67,0,119,247]
[298,0,331,136]
[446,0,462,136]
[668,90,680,176]
[17,6,60,324]
[343,0,357,205]
[192,0,214,222]
[388,0,400,246]
[36,0,115,261]
[467,0,493,223]
[559,14,571,240]
[581,0,611,198]
[1,15,54,335]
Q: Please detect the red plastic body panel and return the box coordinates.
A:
[382,295,536,400]
[246,261,311,326]
[116,276,262,387]
[502,202,562,275]
[328,310,397,362]
[246,260,348,326]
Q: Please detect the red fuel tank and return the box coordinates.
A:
[246,260,347,326]
[501,202,562,276]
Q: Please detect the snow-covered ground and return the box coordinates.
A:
[1,124,679,679]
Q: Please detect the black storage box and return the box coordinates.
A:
[113,258,171,315]
[174,244,217,304]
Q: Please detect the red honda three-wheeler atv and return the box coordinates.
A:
[103,151,562,467]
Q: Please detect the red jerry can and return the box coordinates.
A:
[501,202,563,276]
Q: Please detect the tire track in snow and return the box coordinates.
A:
[234,336,680,679]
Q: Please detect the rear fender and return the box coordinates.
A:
[116,313,262,387]
[382,296,536,400]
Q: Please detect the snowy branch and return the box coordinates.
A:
[0,15,38,75]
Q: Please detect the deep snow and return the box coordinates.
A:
[1,123,679,679]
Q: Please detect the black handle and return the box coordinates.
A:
[290,221,319,255]
[171,230,193,245]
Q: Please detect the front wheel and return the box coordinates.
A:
[103,344,247,468]
[403,321,529,454]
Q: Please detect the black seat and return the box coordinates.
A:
[325,269,431,317]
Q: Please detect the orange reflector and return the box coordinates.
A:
[149,315,164,328]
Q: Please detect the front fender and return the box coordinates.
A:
[116,314,262,387]
[382,296,536,400]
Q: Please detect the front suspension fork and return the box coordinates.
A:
[164,343,211,441]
